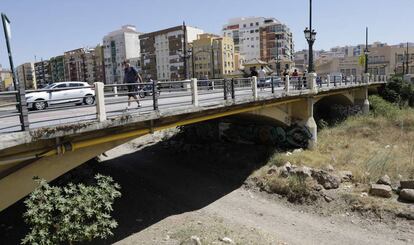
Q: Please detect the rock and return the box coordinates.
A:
[369,184,392,198]
[267,166,279,175]
[220,237,234,244]
[293,148,303,154]
[313,184,323,192]
[377,175,391,186]
[325,164,335,172]
[400,180,414,189]
[284,162,292,171]
[290,166,312,178]
[324,195,334,203]
[286,152,292,156]
[399,189,414,202]
[311,170,341,189]
[339,171,353,182]
[180,236,201,245]
[279,166,290,178]
[360,192,368,197]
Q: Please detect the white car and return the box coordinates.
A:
[26,82,95,110]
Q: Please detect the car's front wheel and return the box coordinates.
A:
[83,95,95,105]
[33,100,47,110]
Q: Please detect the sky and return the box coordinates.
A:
[0,0,413,68]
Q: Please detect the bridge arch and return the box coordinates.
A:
[314,93,355,125]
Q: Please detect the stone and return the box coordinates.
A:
[369,184,392,198]
[400,180,414,189]
[339,171,353,182]
[399,189,414,202]
[313,184,323,192]
[311,170,341,189]
[220,237,234,244]
[290,166,312,178]
[284,162,292,171]
[279,166,290,178]
[267,166,279,175]
[325,164,335,172]
[360,192,368,197]
[377,175,391,186]
[324,195,334,203]
[293,148,303,154]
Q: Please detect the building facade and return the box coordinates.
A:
[103,25,141,84]
[16,63,36,89]
[140,24,204,81]
[64,48,87,82]
[34,60,51,87]
[0,67,13,91]
[259,19,294,73]
[191,33,236,79]
[64,47,105,84]
[49,55,66,83]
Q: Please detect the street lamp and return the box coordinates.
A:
[364,27,369,74]
[304,0,317,73]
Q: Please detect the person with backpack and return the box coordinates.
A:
[123,60,142,109]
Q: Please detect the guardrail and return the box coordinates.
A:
[0,74,388,134]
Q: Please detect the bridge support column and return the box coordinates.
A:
[191,78,199,107]
[362,87,370,114]
[94,82,106,122]
[284,75,290,93]
[305,97,317,150]
[252,76,258,100]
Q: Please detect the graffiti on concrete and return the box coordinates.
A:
[178,121,312,149]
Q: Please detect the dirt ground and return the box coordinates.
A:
[0,131,413,244]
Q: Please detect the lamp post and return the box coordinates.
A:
[364,27,369,74]
[304,0,317,73]
[275,34,280,76]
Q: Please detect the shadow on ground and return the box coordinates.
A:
[0,139,275,244]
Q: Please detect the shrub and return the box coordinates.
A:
[22,174,121,245]
[379,76,414,107]
[369,95,400,120]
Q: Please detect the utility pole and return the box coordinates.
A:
[406,42,410,75]
[211,40,215,79]
[275,34,279,76]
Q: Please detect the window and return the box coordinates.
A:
[243,24,246,28]
[250,23,253,27]
[256,22,259,26]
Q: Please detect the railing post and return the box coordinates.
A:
[223,79,228,100]
[333,76,337,87]
[231,78,235,100]
[113,86,118,97]
[307,72,317,93]
[94,82,106,122]
[363,73,370,84]
[191,78,198,107]
[326,75,331,87]
[284,75,290,93]
[152,79,159,110]
[252,76,258,100]
[18,82,29,131]
[350,75,354,85]
[271,76,275,94]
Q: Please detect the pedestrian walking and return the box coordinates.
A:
[123,60,142,109]
[258,66,266,90]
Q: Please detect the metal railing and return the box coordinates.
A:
[0,74,388,134]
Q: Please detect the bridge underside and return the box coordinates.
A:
[0,85,379,211]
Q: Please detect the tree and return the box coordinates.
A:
[22,174,121,245]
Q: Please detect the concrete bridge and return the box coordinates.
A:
[0,73,387,211]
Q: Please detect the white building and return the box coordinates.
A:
[103,25,142,84]
[223,17,271,65]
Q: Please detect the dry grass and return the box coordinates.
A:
[267,108,414,184]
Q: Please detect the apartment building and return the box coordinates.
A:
[64,47,105,84]
[64,48,87,82]
[34,60,51,87]
[259,19,294,73]
[140,24,204,81]
[103,25,141,84]
[49,55,65,83]
[16,63,36,89]
[222,17,265,65]
[0,67,13,91]
[191,33,236,79]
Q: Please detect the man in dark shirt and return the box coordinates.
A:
[123,60,143,109]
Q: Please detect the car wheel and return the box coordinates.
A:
[83,95,95,105]
[138,91,145,98]
[33,100,47,110]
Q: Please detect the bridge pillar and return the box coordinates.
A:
[191,78,199,107]
[252,76,258,100]
[284,75,290,93]
[363,73,370,84]
[305,97,317,149]
[94,82,106,122]
[362,87,370,114]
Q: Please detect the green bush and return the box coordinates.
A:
[22,174,121,245]
[369,95,400,120]
[379,76,414,107]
